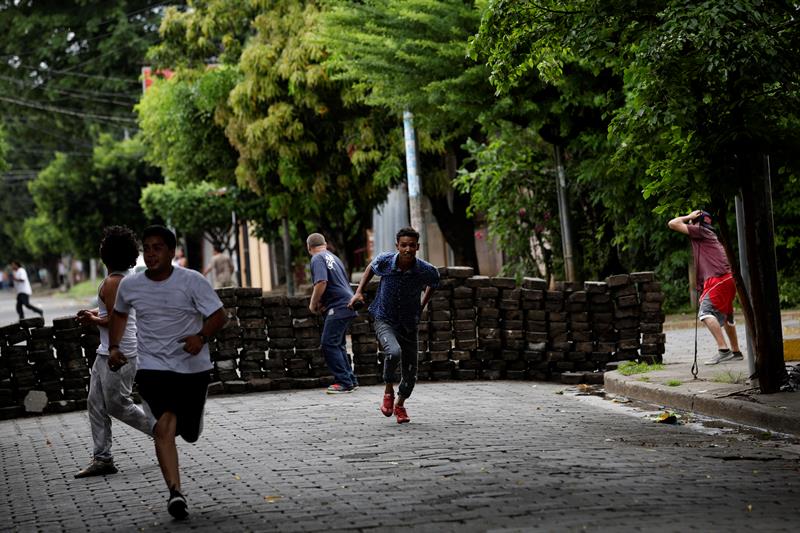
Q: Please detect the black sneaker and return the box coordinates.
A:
[731,351,744,361]
[75,458,118,478]
[167,489,188,520]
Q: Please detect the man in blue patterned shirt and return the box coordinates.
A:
[349,227,439,423]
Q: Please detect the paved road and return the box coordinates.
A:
[1,381,797,532]
[0,289,92,328]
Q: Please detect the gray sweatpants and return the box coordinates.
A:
[87,355,155,460]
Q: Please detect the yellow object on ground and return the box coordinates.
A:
[785,338,800,361]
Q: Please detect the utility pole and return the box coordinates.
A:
[403,109,428,260]
[735,194,757,388]
[553,144,576,282]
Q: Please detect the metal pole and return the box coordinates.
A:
[735,193,757,388]
[282,217,294,296]
[553,144,576,282]
[403,109,428,260]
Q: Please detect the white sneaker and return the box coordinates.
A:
[704,350,735,365]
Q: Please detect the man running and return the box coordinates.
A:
[10,260,43,320]
[349,227,439,423]
[108,225,226,520]
[74,226,155,478]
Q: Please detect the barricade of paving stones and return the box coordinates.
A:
[0,269,664,419]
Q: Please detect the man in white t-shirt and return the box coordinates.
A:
[10,261,43,320]
[108,225,226,520]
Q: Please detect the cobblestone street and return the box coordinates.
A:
[1,381,798,532]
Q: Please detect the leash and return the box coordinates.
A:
[691,287,699,380]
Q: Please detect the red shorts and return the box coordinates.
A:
[700,273,735,317]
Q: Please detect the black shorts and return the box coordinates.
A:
[135,369,211,443]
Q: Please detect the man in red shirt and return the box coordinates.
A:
[668,210,742,364]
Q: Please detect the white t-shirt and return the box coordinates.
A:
[13,267,32,295]
[114,266,223,374]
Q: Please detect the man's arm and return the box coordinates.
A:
[347,264,375,309]
[107,309,130,371]
[309,281,327,314]
[182,307,228,355]
[667,210,702,235]
[421,286,435,310]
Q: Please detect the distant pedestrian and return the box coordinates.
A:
[10,261,43,320]
[668,210,742,364]
[203,245,235,288]
[172,246,188,268]
[349,227,439,424]
[306,233,359,394]
[108,225,227,520]
[74,226,156,479]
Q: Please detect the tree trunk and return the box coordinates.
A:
[716,153,786,393]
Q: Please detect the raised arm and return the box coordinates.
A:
[667,210,702,235]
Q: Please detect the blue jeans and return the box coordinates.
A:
[374,319,418,399]
[321,309,357,388]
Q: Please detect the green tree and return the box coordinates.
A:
[318,0,508,268]
[150,0,401,270]
[27,134,162,259]
[141,181,248,254]
[455,124,559,281]
[478,0,800,391]
[0,1,181,264]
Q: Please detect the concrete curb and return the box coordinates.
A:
[604,371,800,437]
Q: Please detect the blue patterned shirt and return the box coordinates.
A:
[368,252,440,328]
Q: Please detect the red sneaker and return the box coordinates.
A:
[394,405,410,424]
[381,394,394,417]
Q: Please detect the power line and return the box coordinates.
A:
[0,74,137,107]
[0,95,138,124]
[10,64,140,85]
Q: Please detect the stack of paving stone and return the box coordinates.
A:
[427,269,454,380]
[291,295,329,387]
[521,277,548,380]
[53,316,89,409]
[634,272,666,363]
[79,321,100,370]
[0,323,34,417]
[0,324,19,417]
[498,278,527,379]
[284,296,315,386]
[210,288,241,391]
[607,274,641,361]
[25,317,64,407]
[585,281,616,365]
[449,269,476,379]
[565,289,595,371]
[545,287,570,379]
[476,278,502,379]
[262,295,291,388]
[235,288,267,389]
[350,282,380,386]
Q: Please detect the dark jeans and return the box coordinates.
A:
[16,293,42,320]
[374,319,418,399]
[321,309,357,388]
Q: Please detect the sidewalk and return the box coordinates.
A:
[604,313,800,436]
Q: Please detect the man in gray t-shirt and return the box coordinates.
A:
[109,225,226,520]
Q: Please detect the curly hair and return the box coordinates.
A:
[100,226,140,272]
[395,226,420,243]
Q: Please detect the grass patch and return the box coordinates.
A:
[617,361,665,376]
[58,280,97,300]
[638,376,651,382]
[665,379,682,387]
[711,370,747,385]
